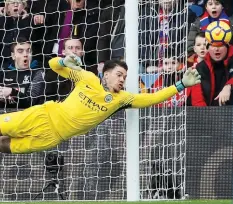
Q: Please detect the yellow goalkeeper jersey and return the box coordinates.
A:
[47,57,178,140]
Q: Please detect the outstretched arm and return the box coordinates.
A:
[131,85,178,108]
[48,55,83,82]
[131,68,201,108]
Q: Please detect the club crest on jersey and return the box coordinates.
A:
[105,94,113,103]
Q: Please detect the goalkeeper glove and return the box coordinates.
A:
[58,54,82,71]
[175,68,201,92]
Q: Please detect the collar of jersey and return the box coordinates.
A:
[8,60,38,70]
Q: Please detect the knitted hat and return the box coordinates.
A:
[206,42,229,49]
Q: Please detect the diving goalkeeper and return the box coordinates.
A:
[0,55,201,154]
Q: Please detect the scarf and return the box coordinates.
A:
[158,9,171,66]
[200,10,230,31]
[58,10,73,56]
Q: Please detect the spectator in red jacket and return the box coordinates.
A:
[151,48,186,107]
[188,43,233,106]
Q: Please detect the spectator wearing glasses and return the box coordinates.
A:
[0,0,44,66]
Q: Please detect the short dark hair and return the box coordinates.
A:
[63,37,82,48]
[204,0,224,7]
[10,37,31,53]
[103,59,128,73]
[194,32,205,44]
[207,42,229,49]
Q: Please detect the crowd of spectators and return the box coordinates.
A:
[138,0,233,107]
[0,0,232,109]
[188,0,233,106]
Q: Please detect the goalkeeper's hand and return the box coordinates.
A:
[175,68,201,92]
[182,68,201,87]
[59,54,82,71]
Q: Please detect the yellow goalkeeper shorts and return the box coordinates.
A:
[0,105,63,154]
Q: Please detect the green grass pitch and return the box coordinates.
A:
[0,200,230,204]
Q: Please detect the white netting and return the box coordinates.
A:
[0,0,188,201]
[138,0,188,199]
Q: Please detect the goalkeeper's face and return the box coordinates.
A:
[104,66,127,93]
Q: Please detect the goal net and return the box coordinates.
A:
[0,0,188,201]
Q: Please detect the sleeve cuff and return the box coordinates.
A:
[175,81,185,92]
[58,58,65,67]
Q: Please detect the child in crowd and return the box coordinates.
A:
[151,48,186,107]
[188,32,207,68]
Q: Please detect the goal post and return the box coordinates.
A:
[125,0,140,201]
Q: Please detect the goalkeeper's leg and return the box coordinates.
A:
[0,105,63,154]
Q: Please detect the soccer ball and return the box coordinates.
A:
[205,21,232,46]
